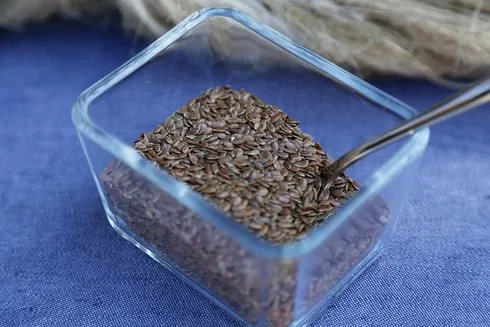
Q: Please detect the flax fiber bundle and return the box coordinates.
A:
[2,0,489,81]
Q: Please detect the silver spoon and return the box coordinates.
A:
[319,78,490,199]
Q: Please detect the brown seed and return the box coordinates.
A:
[332,189,346,197]
[135,143,147,151]
[107,86,368,259]
[234,155,248,167]
[277,151,289,159]
[231,136,245,145]
[256,188,268,197]
[248,222,263,230]
[189,154,199,165]
[271,172,284,182]
[277,222,295,229]
[295,160,309,168]
[201,185,217,194]
[207,154,220,160]
[273,160,282,171]
[254,160,264,170]
[271,141,279,152]
[277,195,289,203]
[300,178,308,191]
[246,149,260,156]
[181,144,190,154]
[257,224,269,236]
[223,141,234,149]
[208,120,227,129]
[232,197,242,207]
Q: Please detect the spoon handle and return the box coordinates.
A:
[334,78,490,173]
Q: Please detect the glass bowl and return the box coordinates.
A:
[72,7,429,327]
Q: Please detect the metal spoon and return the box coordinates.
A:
[319,78,490,199]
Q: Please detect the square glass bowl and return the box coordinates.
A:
[72,8,429,327]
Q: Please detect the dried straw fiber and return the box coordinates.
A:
[2,0,489,81]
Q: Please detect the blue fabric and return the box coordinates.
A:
[1,20,489,327]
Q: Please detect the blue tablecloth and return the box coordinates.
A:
[1,20,489,327]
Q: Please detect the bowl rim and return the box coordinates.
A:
[72,7,430,259]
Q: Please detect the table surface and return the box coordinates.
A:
[1,20,489,327]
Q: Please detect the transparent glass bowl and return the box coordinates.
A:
[72,8,429,327]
